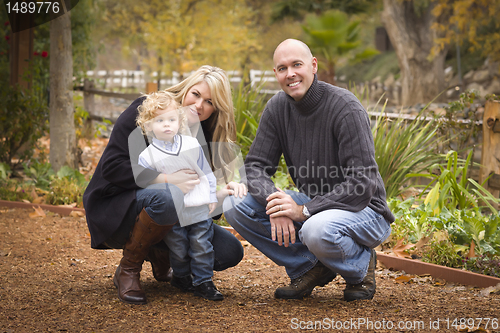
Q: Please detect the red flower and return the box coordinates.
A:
[4,22,9,26]
[41,51,48,58]
[34,51,39,56]
[5,35,9,41]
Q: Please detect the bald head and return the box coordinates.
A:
[273,39,313,67]
[272,38,318,101]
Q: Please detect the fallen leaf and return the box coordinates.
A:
[392,238,415,258]
[29,206,46,218]
[395,275,414,283]
[480,283,500,297]
[33,197,45,204]
[69,210,85,217]
[468,240,476,258]
[22,199,31,204]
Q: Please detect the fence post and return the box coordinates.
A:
[479,100,500,204]
[83,79,96,138]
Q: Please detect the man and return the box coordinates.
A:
[224,39,394,302]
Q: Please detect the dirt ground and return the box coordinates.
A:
[1,208,500,333]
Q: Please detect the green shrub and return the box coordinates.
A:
[0,83,49,168]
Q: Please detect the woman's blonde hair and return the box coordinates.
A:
[164,65,237,181]
[136,91,188,136]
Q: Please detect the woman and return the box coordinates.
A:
[83,66,246,305]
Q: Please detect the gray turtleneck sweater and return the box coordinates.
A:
[244,75,395,223]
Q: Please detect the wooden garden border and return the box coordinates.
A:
[1,200,499,288]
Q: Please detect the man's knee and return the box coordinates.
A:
[300,218,332,253]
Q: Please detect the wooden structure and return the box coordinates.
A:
[480,100,500,201]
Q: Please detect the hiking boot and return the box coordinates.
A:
[193,280,224,301]
[343,249,377,302]
[170,274,194,293]
[275,262,337,299]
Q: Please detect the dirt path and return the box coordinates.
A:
[1,208,499,332]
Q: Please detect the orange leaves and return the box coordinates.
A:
[392,238,416,258]
[29,206,46,218]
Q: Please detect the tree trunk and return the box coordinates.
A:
[50,12,76,171]
[382,0,448,106]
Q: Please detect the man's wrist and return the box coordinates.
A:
[302,205,311,220]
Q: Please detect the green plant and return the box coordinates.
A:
[464,255,500,278]
[372,103,444,199]
[0,82,49,168]
[233,72,267,157]
[45,166,88,207]
[422,233,464,268]
[302,9,379,84]
[410,150,500,215]
[23,160,54,190]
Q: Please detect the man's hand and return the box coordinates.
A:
[266,188,306,222]
[270,215,296,247]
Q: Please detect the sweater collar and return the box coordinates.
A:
[285,74,324,114]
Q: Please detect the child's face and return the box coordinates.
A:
[146,107,180,143]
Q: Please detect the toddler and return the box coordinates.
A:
[136,91,223,301]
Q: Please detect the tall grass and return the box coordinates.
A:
[232,72,268,156]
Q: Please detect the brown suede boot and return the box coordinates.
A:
[146,247,173,282]
[113,209,173,305]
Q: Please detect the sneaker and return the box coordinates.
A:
[343,249,377,302]
[275,262,337,299]
[193,281,224,301]
[170,274,194,293]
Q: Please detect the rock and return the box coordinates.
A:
[485,78,500,95]
[465,82,486,97]
[384,74,395,88]
[472,69,490,82]
[463,70,475,81]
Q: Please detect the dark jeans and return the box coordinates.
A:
[104,185,243,271]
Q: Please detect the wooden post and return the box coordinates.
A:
[479,100,500,203]
[146,82,158,93]
[83,79,95,138]
[9,28,34,90]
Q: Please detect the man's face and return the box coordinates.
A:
[273,41,317,101]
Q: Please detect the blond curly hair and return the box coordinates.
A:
[136,91,189,137]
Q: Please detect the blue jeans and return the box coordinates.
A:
[223,191,391,284]
[165,219,214,286]
[104,184,243,272]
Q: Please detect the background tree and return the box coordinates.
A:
[381,0,450,106]
[302,9,379,84]
[431,0,500,64]
[49,11,76,171]
[100,0,263,80]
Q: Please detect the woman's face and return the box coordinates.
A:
[182,81,216,125]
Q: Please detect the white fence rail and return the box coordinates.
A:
[84,69,279,94]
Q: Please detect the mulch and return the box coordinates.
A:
[1,207,500,332]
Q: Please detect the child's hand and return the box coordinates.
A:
[208,202,216,214]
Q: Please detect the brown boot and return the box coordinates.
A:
[113,209,173,305]
[146,247,173,282]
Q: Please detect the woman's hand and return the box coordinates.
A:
[216,181,247,202]
[151,169,200,194]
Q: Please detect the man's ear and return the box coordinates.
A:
[312,57,318,74]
